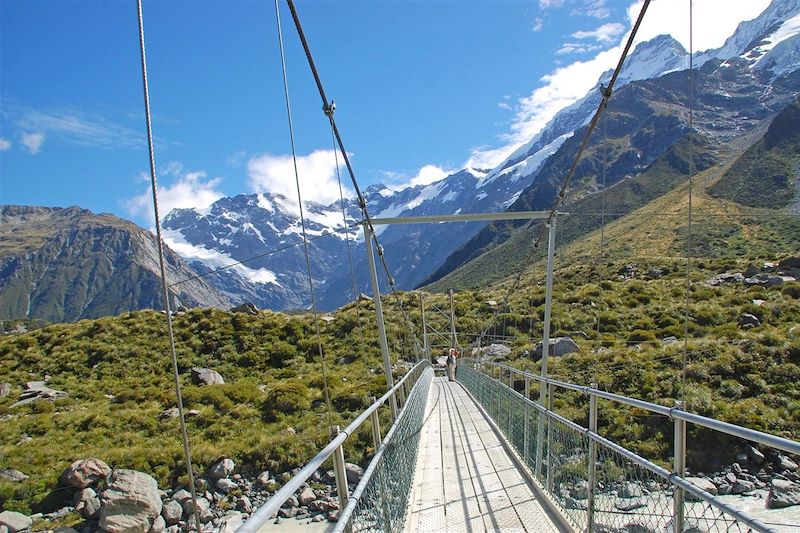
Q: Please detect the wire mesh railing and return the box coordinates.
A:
[335,364,434,532]
[456,360,786,533]
[238,360,432,533]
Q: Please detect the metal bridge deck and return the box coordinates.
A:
[405,377,564,533]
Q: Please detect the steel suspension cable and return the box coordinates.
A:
[329,122,368,360]
[134,2,202,531]
[284,0,422,352]
[274,0,334,429]
[473,0,651,350]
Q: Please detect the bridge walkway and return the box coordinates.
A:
[405,377,566,533]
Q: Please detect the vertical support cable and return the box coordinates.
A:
[134,2,202,531]
[682,0,695,405]
[274,0,334,428]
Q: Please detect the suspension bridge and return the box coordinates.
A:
[124,0,800,531]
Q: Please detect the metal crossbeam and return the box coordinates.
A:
[370,210,551,225]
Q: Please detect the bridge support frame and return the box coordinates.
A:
[673,401,687,533]
[331,426,350,514]
[536,217,558,479]
[363,222,398,418]
[587,384,598,532]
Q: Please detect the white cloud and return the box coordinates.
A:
[21,132,45,154]
[126,166,225,223]
[466,0,771,171]
[382,164,454,191]
[246,149,351,211]
[572,22,624,43]
[16,106,142,149]
[226,150,246,167]
[533,17,544,32]
[539,0,565,8]
[557,42,602,55]
[0,137,10,151]
[583,0,610,19]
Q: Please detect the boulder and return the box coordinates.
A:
[707,272,744,286]
[148,516,165,533]
[60,458,111,489]
[564,497,587,510]
[99,469,163,533]
[183,497,212,523]
[190,368,225,386]
[217,512,243,533]
[10,383,68,408]
[158,408,179,420]
[255,471,271,487]
[344,463,364,485]
[743,264,759,277]
[744,273,784,287]
[161,501,183,526]
[618,482,644,498]
[215,479,237,493]
[480,344,511,359]
[0,511,32,533]
[684,477,717,502]
[776,454,799,472]
[208,458,235,480]
[81,497,102,519]
[662,336,678,344]
[767,479,800,509]
[0,383,10,397]
[571,480,589,499]
[0,469,28,482]
[533,337,579,359]
[297,487,316,506]
[229,303,259,315]
[170,489,192,503]
[236,495,253,514]
[738,313,761,329]
[732,480,755,494]
[778,256,800,269]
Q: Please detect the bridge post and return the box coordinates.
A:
[536,217,557,480]
[419,293,429,361]
[369,396,382,448]
[546,382,555,492]
[363,223,398,418]
[523,376,530,463]
[331,426,350,515]
[508,369,514,437]
[673,401,687,533]
[587,385,598,532]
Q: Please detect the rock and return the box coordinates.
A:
[0,469,28,482]
[618,482,644,498]
[158,408,179,420]
[746,446,765,464]
[344,463,364,485]
[738,313,761,329]
[229,303,259,315]
[148,516,165,533]
[61,458,111,489]
[767,479,800,509]
[744,273,783,287]
[480,344,511,359]
[0,511,32,533]
[297,487,316,506]
[662,336,678,344]
[743,264,760,277]
[336,356,356,365]
[564,497,587,510]
[707,272,744,286]
[100,469,163,533]
[190,368,225,386]
[684,477,717,501]
[620,523,657,533]
[161,501,183,526]
[171,489,192,503]
[10,383,68,408]
[0,383,10,397]
[217,512,243,533]
[752,299,766,306]
[236,495,253,514]
[724,472,737,485]
[357,293,372,302]
[183,497,213,523]
[777,455,799,472]
[185,409,200,417]
[615,498,647,512]
[778,256,800,269]
[74,487,97,505]
[571,480,589,499]
[82,497,102,519]
[647,268,663,278]
[311,514,324,522]
[732,480,755,494]
[533,337,579,359]
[215,479,237,493]
[54,528,79,533]
[277,508,297,519]
[620,263,637,277]
[255,471,271,487]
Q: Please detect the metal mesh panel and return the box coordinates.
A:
[457,363,765,533]
[343,367,434,532]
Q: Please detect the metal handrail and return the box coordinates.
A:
[469,359,800,456]
[459,363,780,533]
[238,359,432,533]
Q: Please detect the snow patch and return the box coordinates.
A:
[256,193,274,213]
[163,228,281,287]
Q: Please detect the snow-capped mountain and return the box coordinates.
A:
[163,0,800,311]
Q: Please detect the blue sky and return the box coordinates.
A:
[0,0,769,226]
